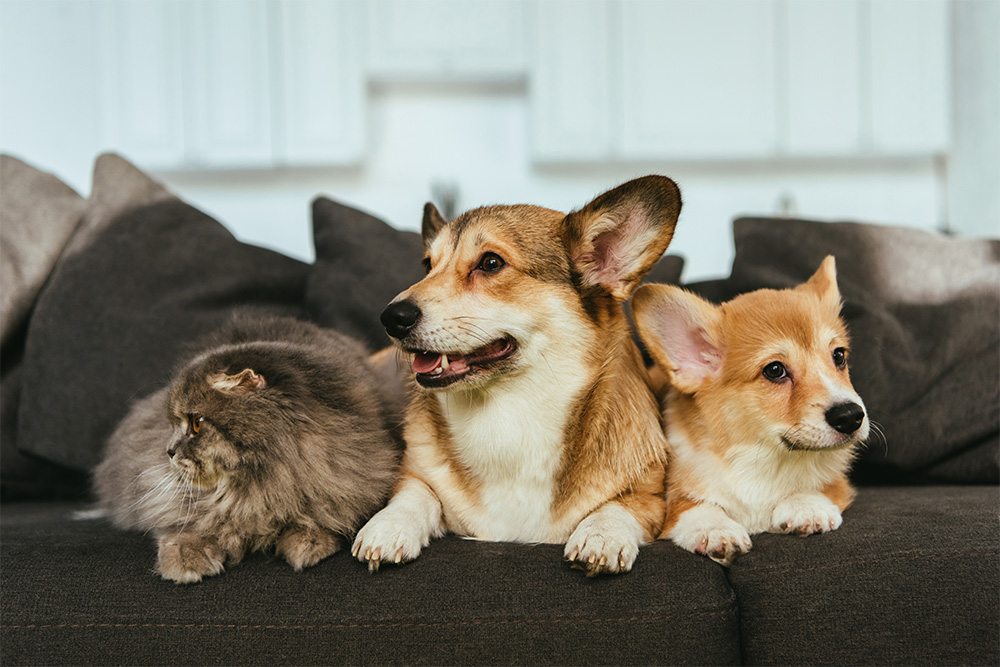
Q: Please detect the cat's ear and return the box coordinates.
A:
[211,368,266,393]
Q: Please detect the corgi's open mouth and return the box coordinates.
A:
[410,337,517,388]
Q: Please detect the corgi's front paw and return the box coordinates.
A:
[670,504,752,566]
[770,494,843,536]
[351,508,428,572]
[564,503,645,576]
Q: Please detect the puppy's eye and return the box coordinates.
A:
[762,362,788,382]
[422,258,432,274]
[188,415,204,436]
[476,252,505,273]
[833,347,847,369]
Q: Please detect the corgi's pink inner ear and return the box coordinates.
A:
[634,286,722,393]
[564,175,682,301]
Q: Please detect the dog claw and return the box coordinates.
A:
[394,548,403,564]
[566,548,579,562]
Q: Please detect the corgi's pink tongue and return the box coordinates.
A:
[412,352,469,375]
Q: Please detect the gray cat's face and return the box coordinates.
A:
[166,367,267,490]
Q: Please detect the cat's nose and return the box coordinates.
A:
[825,402,865,434]
[380,300,421,339]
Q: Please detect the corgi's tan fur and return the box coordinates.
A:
[352,176,682,575]
[633,256,869,565]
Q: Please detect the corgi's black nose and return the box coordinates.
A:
[826,402,865,434]
[381,300,421,339]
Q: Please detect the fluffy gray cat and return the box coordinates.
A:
[94,314,401,583]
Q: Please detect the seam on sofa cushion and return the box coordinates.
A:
[739,550,1000,576]
[1,608,733,632]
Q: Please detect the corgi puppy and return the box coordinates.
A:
[351,176,682,576]
[632,256,868,566]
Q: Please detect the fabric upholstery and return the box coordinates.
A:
[729,485,999,665]
[0,156,88,498]
[16,165,309,474]
[306,197,426,351]
[1,501,739,666]
[0,155,87,347]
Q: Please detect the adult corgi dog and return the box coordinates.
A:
[351,176,682,576]
[633,256,868,566]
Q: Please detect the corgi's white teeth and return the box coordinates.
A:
[431,367,444,375]
[440,354,450,370]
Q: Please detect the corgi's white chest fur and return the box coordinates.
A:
[668,407,851,534]
[436,359,590,542]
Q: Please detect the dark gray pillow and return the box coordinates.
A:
[721,217,999,484]
[306,197,426,351]
[16,197,309,476]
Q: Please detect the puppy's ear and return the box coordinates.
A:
[422,202,448,248]
[633,284,723,394]
[798,255,841,311]
[210,368,266,393]
[563,175,681,300]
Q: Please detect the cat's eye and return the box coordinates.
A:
[476,252,505,273]
[188,415,204,435]
[833,347,847,369]
[762,361,789,383]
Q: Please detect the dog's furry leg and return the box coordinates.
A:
[563,464,665,576]
[351,475,445,572]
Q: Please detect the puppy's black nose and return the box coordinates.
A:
[826,402,865,434]
[380,300,421,339]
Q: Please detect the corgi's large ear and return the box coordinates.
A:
[422,202,448,248]
[798,255,841,311]
[563,175,682,301]
[633,284,723,394]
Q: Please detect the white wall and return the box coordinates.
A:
[1,0,994,282]
[158,83,944,280]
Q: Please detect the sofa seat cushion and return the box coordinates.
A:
[728,485,999,666]
[1,502,739,666]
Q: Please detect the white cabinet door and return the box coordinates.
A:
[782,0,862,156]
[97,1,186,168]
[868,0,950,154]
[618,0,778,159]
[186,0,273,167]
[530,0,613,161]
[366,0,526,81]
[274,0,365,165]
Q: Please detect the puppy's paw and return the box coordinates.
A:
[669,505,752,566]
[564,503,644,577]
[770,494,843,536]
[351,508,428,572]
[156,534,226,584]
[276,528,340,571]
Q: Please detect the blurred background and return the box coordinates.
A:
[1,0,997,280]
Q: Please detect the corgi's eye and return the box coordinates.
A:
[422,258,432,274]
[188,415,204,436]
[762,362,788,382]
[476,252,505,273]
[833,347,847,369]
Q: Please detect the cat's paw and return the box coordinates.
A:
[156,534,226,584]
[670,505,752,566]
[770,494,843,536]
[351,508,428,572]
[563,503,644,577]
[276,528,340,571]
